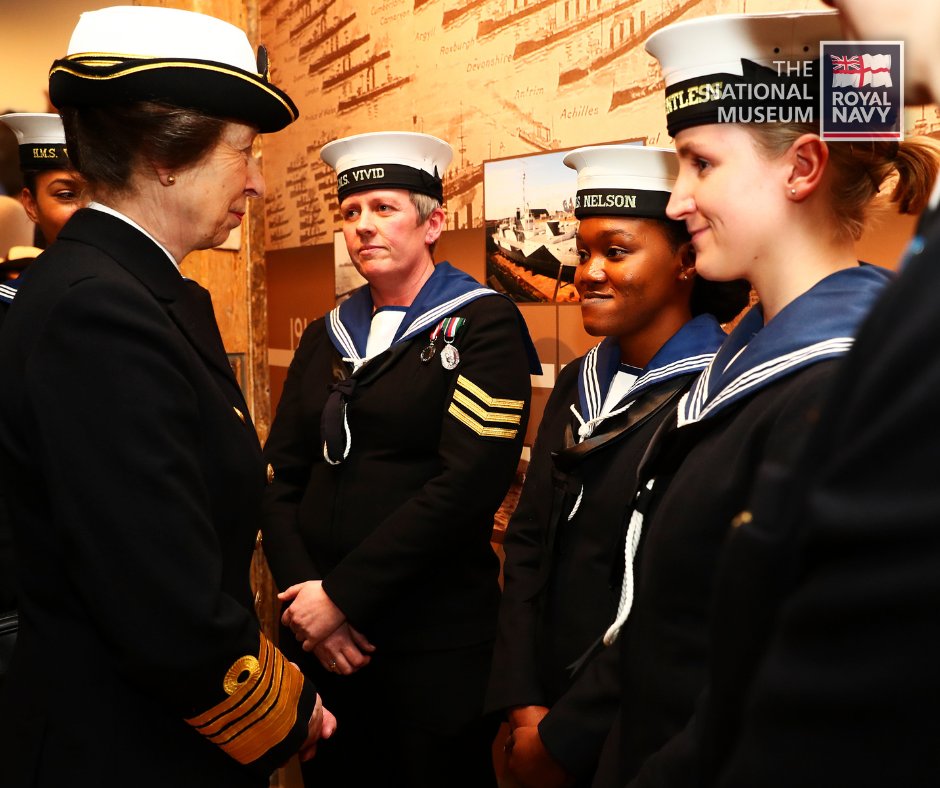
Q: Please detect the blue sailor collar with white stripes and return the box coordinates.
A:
[679,264,892,427]
[325,261,494,371]
[573,313,727,442]
[0,278,19,305]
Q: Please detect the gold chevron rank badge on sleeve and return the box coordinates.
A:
[448,374,524,440]
[184,633,304,764]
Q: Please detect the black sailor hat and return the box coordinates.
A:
[48,5,298,133]
[321,132,454,203]
[0,113,70,172]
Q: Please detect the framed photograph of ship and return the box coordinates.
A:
[484,141,642,303]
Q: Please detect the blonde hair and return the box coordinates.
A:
[746,122,940,241]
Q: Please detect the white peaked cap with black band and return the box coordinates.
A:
[49,5,298,133]
[0,113,70,171]
[563,145,677,220]
[645,10,841,137]
[321,132,454,203]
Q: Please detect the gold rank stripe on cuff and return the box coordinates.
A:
[448,375,524,440]
[184,633,303,765]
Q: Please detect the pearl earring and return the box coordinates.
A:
[790,188,797,196]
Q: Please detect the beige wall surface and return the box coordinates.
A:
[0,0,115,112]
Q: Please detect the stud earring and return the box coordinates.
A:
[790,188,797,196]
[167,175,176,185]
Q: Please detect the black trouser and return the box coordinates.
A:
[299,642,499,788]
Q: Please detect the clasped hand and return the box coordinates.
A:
[499,706,575,788]
[280,580,375,674]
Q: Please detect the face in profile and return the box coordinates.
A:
[668,123,787,283]
[22,170,86,243]
[340,188,441,286]
[575,215,690,346]
[169,121,263,253]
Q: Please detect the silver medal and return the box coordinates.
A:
[440,343,460,370]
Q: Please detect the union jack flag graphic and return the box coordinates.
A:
[831,55,861,74]
[831,53,892,88]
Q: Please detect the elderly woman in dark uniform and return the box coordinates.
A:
[262,131,538,787]
[485,145,747,788]
[0,7,328,787]
[589,11,940,788]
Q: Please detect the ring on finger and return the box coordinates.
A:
[329,659,338,672]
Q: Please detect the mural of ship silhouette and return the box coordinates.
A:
[518,119,560,151]
[514,0,633,60]
[478,0,555,38]
[442,120,483,203]
[289,0,337,41]
[339,74,413,113]
[299,11,356,59]
[443,0,489,28]
[559,0,699,87]
[308,32,371,74]
[324,50,391,90]
[609,71,663,111]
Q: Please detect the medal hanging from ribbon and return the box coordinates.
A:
[421,316,466,369]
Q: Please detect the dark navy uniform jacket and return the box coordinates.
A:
[0,209,316,788]
[487,315,727,786]
[590,265,892,788]
[263,269,533,728]
[707,207,940,788]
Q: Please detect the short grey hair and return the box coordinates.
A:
[409,191,443,255]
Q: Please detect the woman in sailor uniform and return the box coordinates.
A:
[655,2,940,785]
[262,132,539,788]
[589,11,940,788]
[0,8,325,786]
[485,145,748,788]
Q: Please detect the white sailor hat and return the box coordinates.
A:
[321,132,453,203]
[49,6,297,133]
[0,113,70,172]
[563,145,677,220]
[645,11,841,136]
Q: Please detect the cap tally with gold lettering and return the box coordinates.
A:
[645,11,841,137]
[0,113,70,172]
[49,5,297,133]
[564,145,677,221]
[321,132,454,203]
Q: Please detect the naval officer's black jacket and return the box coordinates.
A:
[0,209,316,788]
